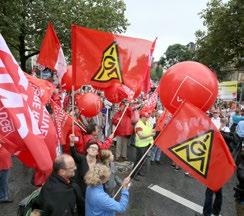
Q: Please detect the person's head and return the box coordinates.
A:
[84,163,111,186]
[212,110,219,118]
[220,118,228,127]
[100,150,114,166]
[86,123,98,136]
[140,111,150,122]
[86,140,100,158]
[119,100,126,111]
[53,154,76,180]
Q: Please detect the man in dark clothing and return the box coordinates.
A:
[33,154,83,216]
[202,187,222,216]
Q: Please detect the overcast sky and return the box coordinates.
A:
[123,0,214,60]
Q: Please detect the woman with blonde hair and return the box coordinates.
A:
[85,163,130,216]
[100,150,122,196]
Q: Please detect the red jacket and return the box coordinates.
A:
[0,146,12,170]
[112,107,133,136]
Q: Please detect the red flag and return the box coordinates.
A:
[155,101,235,191]
[118,84,135,102]
[142,38,157,94]
[72,25,153,91]
[50,99,69,142]
[0,34,55,184]
[37,23,67,81]
[141,87,159,113]
[25,73,56,104]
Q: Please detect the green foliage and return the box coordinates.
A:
[0,0,129,72]
[164,44,195,67]
[151,64,163,81]
[195,0,244,80]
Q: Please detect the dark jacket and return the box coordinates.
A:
[33,173,83,216]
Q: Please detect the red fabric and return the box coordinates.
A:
[37,23,60,71]
[63,125,85,154]
[0,35,54,185]
[51,93,62,107]
[72,25,153,91]
[112,107,133,136]
[0,146,12,170]
[155,102,236,191]
[142,38,157,94]
[63,95,70,111]
[25,73,56,105]
[37,23,67,81]
[141,87,159,114]
[155,111,171,131]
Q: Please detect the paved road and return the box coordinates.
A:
[123,152,238,216]
[1,148,243,216]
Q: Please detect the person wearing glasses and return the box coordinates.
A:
[70,134,100,215]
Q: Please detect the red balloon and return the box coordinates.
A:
[104,83,127,103]
[76,93,103,117]
[61,65,80,91]
[159,61,218,113]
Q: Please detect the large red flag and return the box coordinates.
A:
[0,34,55,184]
[155,101,236,191]
[72,25,154,91]
[37,23,67,81]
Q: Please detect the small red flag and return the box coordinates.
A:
[37,23,67,81]
[72,25,153,91]
[155,101,236,191]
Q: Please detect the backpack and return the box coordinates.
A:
[17,188,41,216]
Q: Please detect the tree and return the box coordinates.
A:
[163,43,195,68]
[0,0,129,72]
[151,63,163,81]
[195,0,244,80]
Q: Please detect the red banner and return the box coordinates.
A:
[72,25,154,92]
[155,101,236,191]
[0,35,56,184]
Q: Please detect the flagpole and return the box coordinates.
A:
[113,143,155,198]
[113,106,170,198]
[71,85,75,134]
[112,103,129,134]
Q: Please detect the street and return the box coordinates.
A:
[124,151,237,216]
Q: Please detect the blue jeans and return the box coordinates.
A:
[150,146,161,161]
[203,188,222,216]
[0,169,9,201]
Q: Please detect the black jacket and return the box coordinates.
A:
[33,173,83,216]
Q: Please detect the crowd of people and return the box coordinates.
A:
[1,84,244,216]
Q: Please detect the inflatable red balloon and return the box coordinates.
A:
[159,61,218,113]
[104,83,127,103]
[61,65,80,91]
[76,93,103,117]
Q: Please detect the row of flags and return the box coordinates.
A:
[0,22,236,191]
